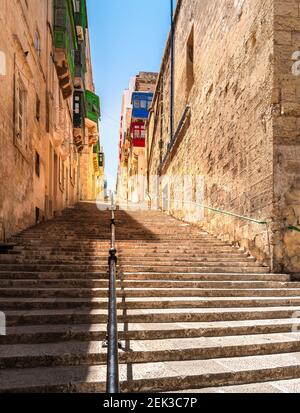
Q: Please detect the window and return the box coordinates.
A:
[186,26,194,98]
[16,77,27,141]
[74,0,81,13]
[133,99,139,109]
[34,31,41,58]
[35,151,40,177]
[59,157,65,191]
[36,93,40,122]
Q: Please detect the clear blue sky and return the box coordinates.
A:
[87,0,172,191]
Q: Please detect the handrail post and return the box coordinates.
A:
[106,194,120,393]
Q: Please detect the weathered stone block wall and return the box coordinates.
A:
[0,0,43,239]
[148,0,277,268]
[273,0,300,272]
[0,0,91,241]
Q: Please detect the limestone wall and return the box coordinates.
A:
[0,0,84,240]
[272,0,300,272]
[148,0,277,269]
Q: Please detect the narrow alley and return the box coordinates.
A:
[1,0,300,399]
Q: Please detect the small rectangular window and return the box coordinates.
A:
[34,31,41,58]
[35,151,40,177]
[36,94,40,122]
[186,26,194,99]
[17,78,27,141]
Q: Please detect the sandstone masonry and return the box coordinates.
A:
[147,0,300,274]
[0,0,102,241]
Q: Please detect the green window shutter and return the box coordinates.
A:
[85,90,100,123]
[93,141,100,154]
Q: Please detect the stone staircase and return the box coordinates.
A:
[1,202,300,393]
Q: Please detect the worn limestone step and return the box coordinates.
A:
[20,245,240,253]
[3,287,300,299]
[13,238,226,245]
[0,279,297,289]
[123,272,289,281]
[0,271,288,281]
[3,319,300,345]
[4,306,300,326]
[168,378,300,393]
[16,248,249,255]
[0,271,110,280]
[120,266,268,273]
[0,264,109,272]
[2,333,300,369]
[2,352,300,392]
[2,296,300,311]
[3,256,256,265]
[2,287,300,298]
[0,258,258,267]
[119,256,256,263]
[0,259,109,266]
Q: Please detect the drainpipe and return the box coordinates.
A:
[170,0,175,146]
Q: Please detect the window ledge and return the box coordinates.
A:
[160,105,191,175]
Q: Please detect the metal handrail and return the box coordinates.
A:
[188,201,268,225]
[106,194,119,393]
[146,195,274,270]
[289,226,300,233]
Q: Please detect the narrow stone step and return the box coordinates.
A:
[0,264,108,272]
[119,257,256,263]
[4,306,300,326]
[0,271,289,281]
[4,257,257,266]
[2,296,300,311]
[123,272,290,281]
[169,378,300,393]
[3,318,300,344]
[2,333,300,369]
[2,287,300,298]
[2,352,300,392]
[121,266,268,273]
[0,279,297,289]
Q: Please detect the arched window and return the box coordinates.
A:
[0,51,6,76]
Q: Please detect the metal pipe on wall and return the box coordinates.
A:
[170,0,175,145]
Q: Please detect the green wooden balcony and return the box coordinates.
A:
[74,0,88,40]
[85,90,100,125]
[74,42,86,89]
[53,0,78,99]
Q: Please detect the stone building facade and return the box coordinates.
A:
[147,0,300,274]
[0,0,101,241]
[117,72,158,206]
